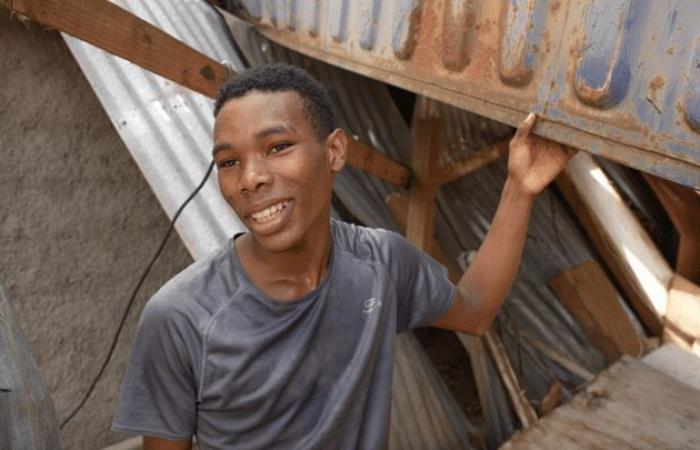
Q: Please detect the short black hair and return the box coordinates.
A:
[214,63,336,141]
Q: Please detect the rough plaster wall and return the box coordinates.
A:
[0,16,194,450]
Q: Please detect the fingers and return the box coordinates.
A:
[514,112,537,140]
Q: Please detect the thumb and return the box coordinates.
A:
[514,112,537,141]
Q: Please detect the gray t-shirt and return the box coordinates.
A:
[112,220,455,449]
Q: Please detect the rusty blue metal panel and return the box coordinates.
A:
[227,0,700,188]
[574,0,633,107]
[359,0,381,50]
[499,0,549,87]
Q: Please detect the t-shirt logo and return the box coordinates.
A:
[362,297,382,314]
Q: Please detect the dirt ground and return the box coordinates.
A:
[0,15,193,450]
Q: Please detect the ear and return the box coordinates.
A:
[325,128,347,173]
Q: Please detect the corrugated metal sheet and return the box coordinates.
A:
[227,0,700,188]
[62,0,246,260]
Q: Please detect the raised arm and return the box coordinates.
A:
[433,113,574,335]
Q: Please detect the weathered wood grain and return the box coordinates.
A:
[549,260,645,363]
[502,356,700,449]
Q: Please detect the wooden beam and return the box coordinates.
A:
[2,0,230,98]
[555,153,672,335]
[485,329,539,428]
[385,192,461,281]
[405,97,441,253]
[346,138,411,188]
[643,174,700,284]
[436,139,510,186]
[549,260,645,364]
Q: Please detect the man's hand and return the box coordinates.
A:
[508,112,574,196]
[432,112,575,335]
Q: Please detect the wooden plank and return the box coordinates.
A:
[484,330,539,428]
[642,343,700,393]
[501,356,700,449]
[643,174,700,283]
[555,153,672,335]
[435,139,509,186]
[346,138,411,188]
[405,97,441,253]
[549,260,645,364]
[2,0,230,98]
[664,274,700,344]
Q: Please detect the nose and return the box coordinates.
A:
[239,156,273,194]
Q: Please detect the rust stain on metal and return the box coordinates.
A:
[236,0,700,187]
[394,1,423,60]
[441,0,476,71]
[650,75,665,94]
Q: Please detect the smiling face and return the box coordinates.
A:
[213,90,346,253]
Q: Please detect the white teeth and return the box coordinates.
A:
[250,200,289,222]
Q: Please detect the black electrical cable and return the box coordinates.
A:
[60,160,216,430]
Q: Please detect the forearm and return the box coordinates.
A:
[457,177,535,332]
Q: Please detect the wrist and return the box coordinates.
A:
[503,177,537,206]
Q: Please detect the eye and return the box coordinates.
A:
[218,158,239,169]
[270,142,292,154]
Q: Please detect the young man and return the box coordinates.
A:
[112,64,572,449]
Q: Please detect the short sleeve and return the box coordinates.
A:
[112,297,198,440]
[383,231,456,333]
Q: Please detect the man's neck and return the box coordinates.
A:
[235,220,333,302]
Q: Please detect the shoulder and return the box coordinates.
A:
[140,241,241,332]
[331,219,407,263]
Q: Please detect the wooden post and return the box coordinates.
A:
[406,97,441,254]
[385,192,461,281]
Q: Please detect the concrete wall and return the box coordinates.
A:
[0,15,194,450]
